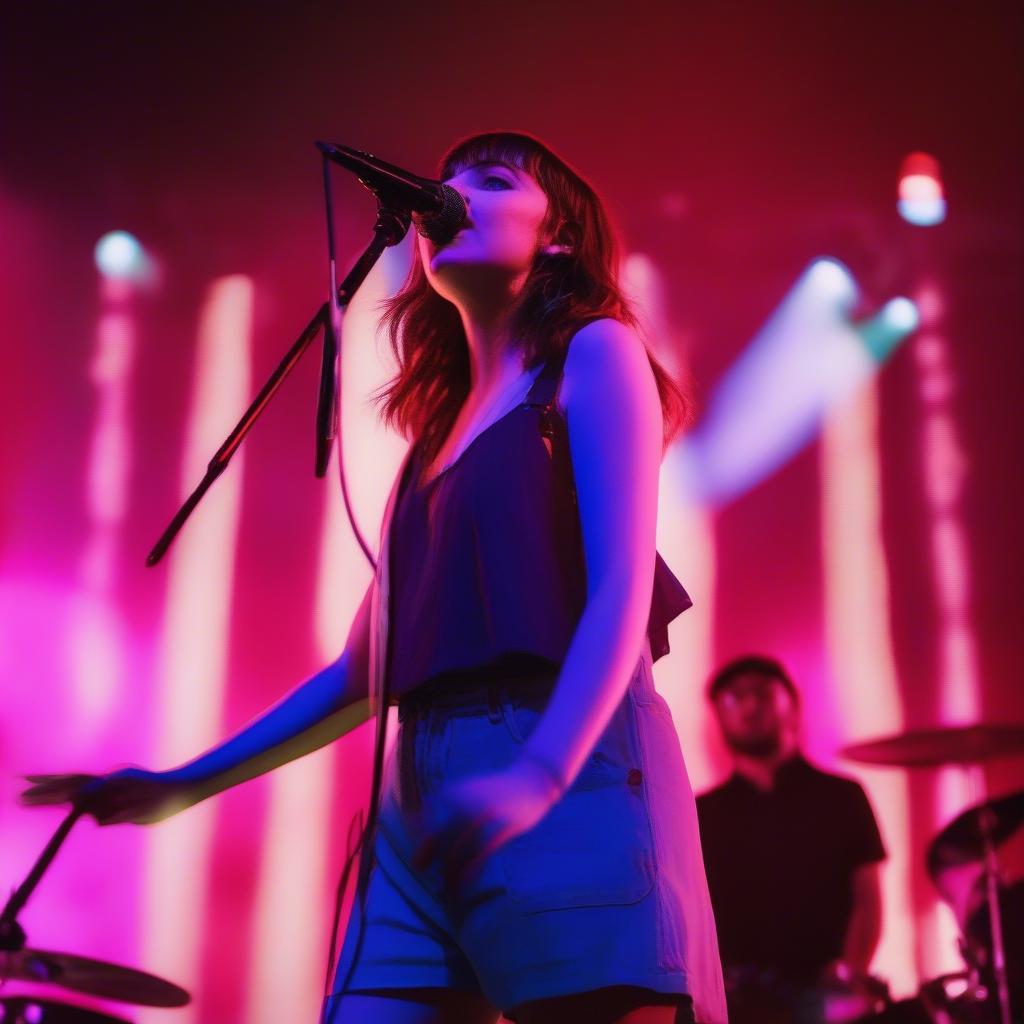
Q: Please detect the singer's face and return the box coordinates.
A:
[419,161,550,301]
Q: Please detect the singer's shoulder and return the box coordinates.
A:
[558,317,662,590]
[560,317,656,413]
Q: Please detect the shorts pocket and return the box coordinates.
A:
[499,774,656,911]
[500,699,611,781]
[498,691,657,912]
[500,698,545,746]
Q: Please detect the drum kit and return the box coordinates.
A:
[724,723,1023,1024]
[0,807,190,1023]
[840,722,1024,1024]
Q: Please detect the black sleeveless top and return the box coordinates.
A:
[386,351,693,697]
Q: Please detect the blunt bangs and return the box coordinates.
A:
[439,131,598,240]
[440,131,548,183]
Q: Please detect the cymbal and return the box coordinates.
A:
[0,948,190,1007]
[841,724,1024,768]
[929,790,1024,868]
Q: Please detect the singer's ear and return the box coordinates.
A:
[541,220,580,257]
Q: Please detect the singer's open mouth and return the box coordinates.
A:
[433,223,472,250]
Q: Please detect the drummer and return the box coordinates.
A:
[695,655,887,1022]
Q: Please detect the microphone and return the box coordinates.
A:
[315,141,466,245]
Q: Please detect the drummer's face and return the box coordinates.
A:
[714,673,798,757]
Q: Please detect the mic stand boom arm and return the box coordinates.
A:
[145,202,410,569]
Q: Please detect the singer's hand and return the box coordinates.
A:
[410,758,560,898]
[20,767,200,825]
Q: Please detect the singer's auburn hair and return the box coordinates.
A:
[375,131,691,465]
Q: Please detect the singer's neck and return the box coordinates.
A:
[455,288,528,391]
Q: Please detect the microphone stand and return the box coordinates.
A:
[316,153,342,479]
[146,184,410,569]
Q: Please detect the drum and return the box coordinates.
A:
[0,998,133,1023]
[723,965,895,1024]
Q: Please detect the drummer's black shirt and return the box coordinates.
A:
[696,754,886,983]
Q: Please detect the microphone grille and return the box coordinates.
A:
[414,184,467,245]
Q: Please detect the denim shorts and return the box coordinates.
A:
[326,651,726,1023]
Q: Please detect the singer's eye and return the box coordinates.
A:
[481,174,513,190]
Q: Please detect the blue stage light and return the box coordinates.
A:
[94,230,149,280]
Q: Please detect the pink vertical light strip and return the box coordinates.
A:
[821,382,916,995]
[913,282,981,976]
[243,742,336,1024]
[243,443,353,1024]
[621,253,720,789]
[67,276,136,731]
[139,275,253,1024]
[914,285,980,724]
[244,242,411,1022]
[657,480,719,790]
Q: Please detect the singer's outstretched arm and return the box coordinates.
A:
[22,582,374,823]
[174,580,374,801]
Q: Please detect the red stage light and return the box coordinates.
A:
[898,152,946,226]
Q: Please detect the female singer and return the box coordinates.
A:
[23,131,725,1024]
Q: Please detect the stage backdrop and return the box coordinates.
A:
[2,3,1021,1022]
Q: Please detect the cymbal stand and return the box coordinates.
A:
[969,765,1012,1024]
[0,807,85,953]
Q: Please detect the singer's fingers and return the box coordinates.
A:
[412,828,439,870]
[412,810,459,871]
[21,784,78,803]
[22,773,93,787]
[439,824,494,898]
[19,774,100,806]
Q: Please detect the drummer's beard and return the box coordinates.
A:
[724,732,783,759]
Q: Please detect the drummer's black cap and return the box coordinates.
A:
[707,655,800,703]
